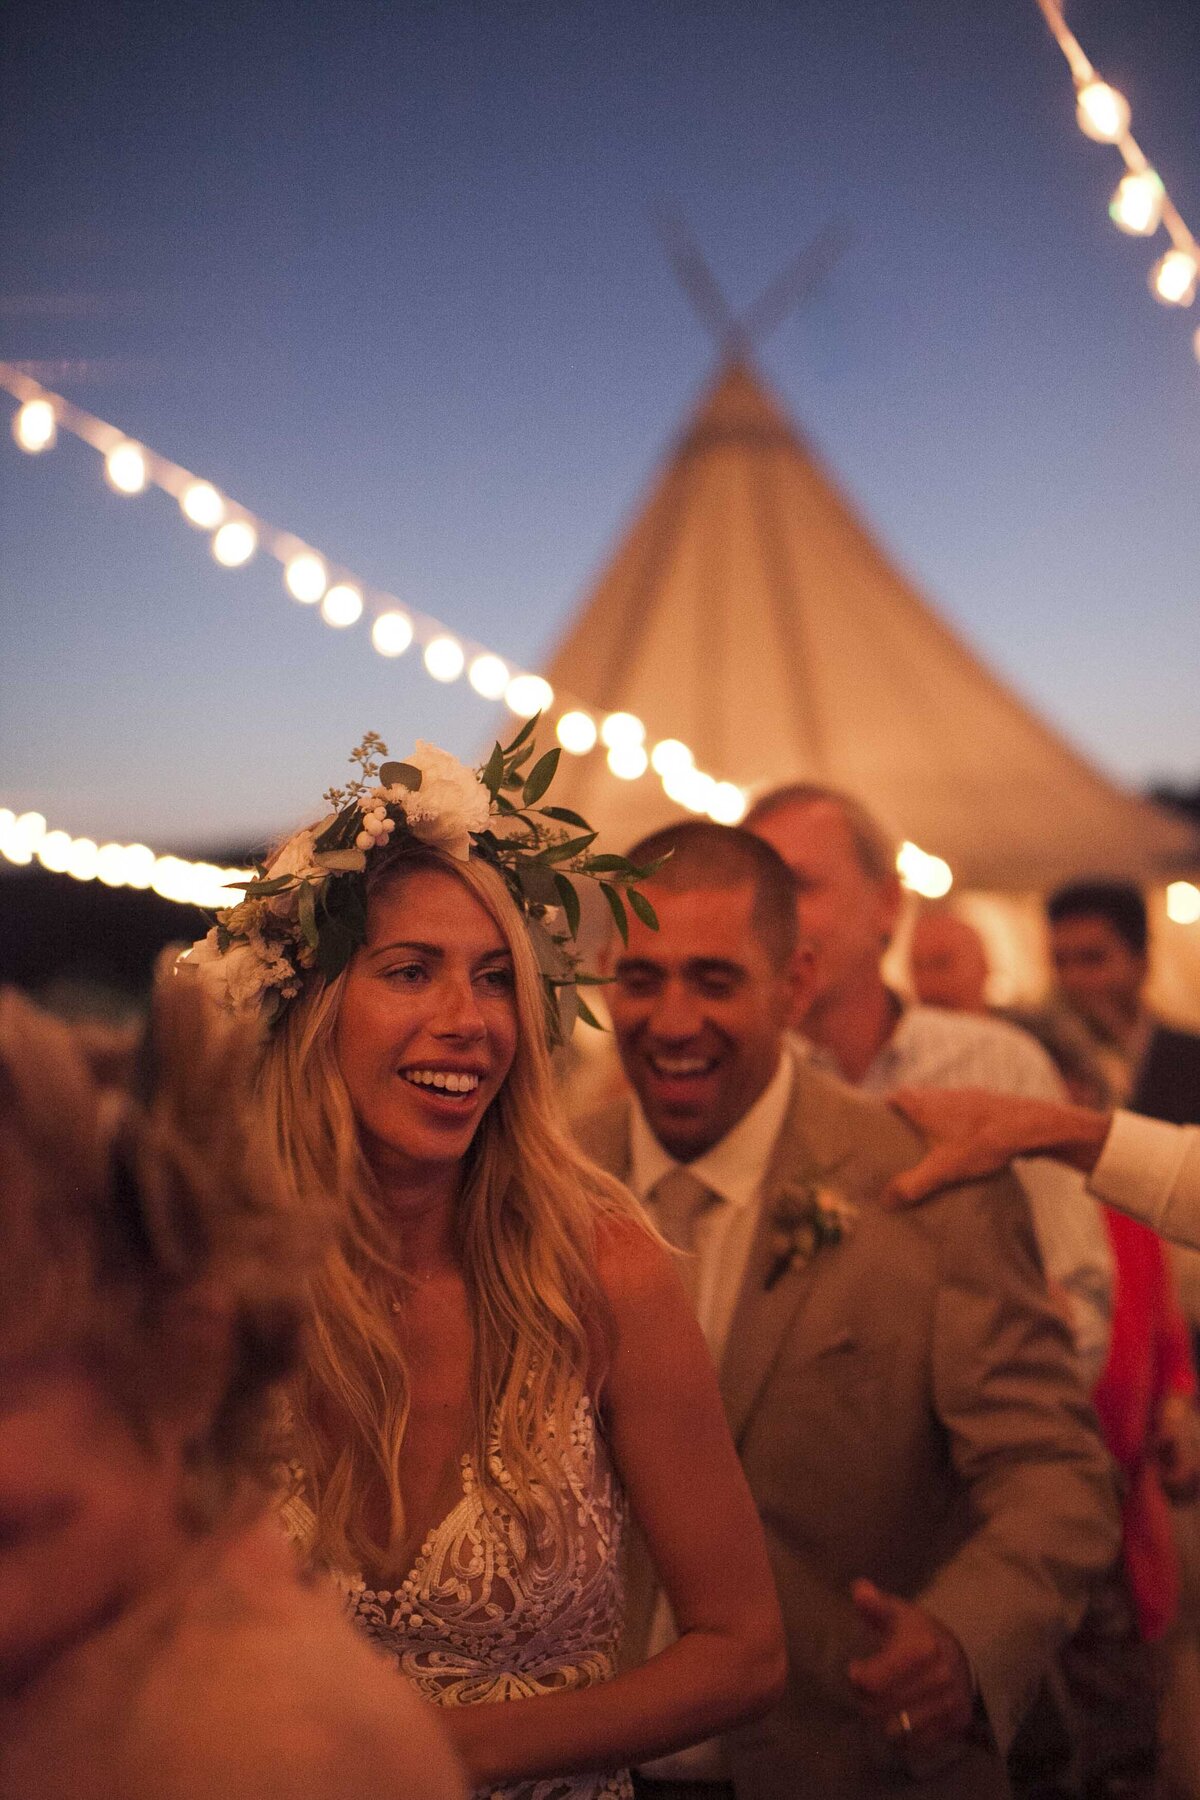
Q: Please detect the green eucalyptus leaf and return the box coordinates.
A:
[586,853,633,874]
[575,995,607,1032]
[379,761,421,792]
[627,888,659,930]
[552,874,582,939]
[538,805,591,829]
[235,874,295,897]
[502,714,539,757]
[599,881,628,946]
[481,742,506,798]
[532,831,597,865]
[297,881,319,950]
[522,747,561,806]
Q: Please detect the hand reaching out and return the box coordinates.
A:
[883,1089,1113,1207]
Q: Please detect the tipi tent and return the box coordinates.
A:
[530,358,1196,893]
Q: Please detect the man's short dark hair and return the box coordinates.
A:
[625,821,799,969]
[1046,881,1149,957]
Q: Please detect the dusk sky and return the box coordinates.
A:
[2,0,1198,854]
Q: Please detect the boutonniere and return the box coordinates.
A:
[764,1185,859,1290]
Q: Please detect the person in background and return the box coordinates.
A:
[0,975,465,1800]
[1048,881,1200,1124]
[908,908,990,1014]
[577,820,1120,1800]
[744,782,1114,1386]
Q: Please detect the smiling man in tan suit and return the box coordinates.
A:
[576,821,1119,1800]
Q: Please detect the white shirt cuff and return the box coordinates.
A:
[1089,1110,1197,1240]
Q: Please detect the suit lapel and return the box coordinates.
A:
[720,1061,860,1445]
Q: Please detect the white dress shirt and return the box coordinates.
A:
[801,1004,1115,1388]
[628,1054,793,1780]
[1091,1112,1200,1253]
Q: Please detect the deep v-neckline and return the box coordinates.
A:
[389,1447,477,1592]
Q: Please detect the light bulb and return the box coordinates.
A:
[505,674,553,719]
[600,711,646,751]
[607,744,649,781]
[180,482,225,528]
[707,781,747,825]
[651,738,694,778]
[1109,169,1164,237]
[321,584,363,628]
[35,830,73,874]
[211,520,257,566]
[468,654,509,699]
[66,838,99,882]
[556,711,598,755]
[1149,249,1198,306]
[1167,882,1200,925]
[121,844,156,888]
[285,553,327,604]
[105,442,147,494]
[371,611,413,657]
[424,635,465,682]
[13,399,56,453]
[1076,79,1130,144]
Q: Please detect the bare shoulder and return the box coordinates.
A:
[592,1208,678,1312]
[132,1530,462,1799]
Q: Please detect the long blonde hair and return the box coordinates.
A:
[258,845,642,1576]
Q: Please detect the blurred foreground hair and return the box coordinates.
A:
[0,964,315,1528]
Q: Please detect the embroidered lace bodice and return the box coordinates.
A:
[282,1389,631,1800]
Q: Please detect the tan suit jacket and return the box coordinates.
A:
[576,1058,1120,1800]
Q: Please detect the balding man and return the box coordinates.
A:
[744,783,1113,1385]
[909,909,990,1014]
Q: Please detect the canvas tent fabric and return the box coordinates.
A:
[528,359,1196,891]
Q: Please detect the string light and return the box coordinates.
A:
[556,711,598,755]
[321,583,363,628]
[506,674,554,719]
[180,481,225,529]
[606,744,649,781]
[1075,79,1130,144]
[1167,881,1200,925]
[284,552,327,604]
[897,841,953,899]
[600,712,646,751]
[13,398,56,453]
[424,635,465,682]
[211,519,257,567]
[0,363,902,839]
[1149,249,1198,307]
[0,807,251,909]
[1035,0,1200,368]
[371,610,413,657]
[1109,170,1164,237]
[105,442,147,494]
[707,782,747,825]
[468,654,509,700]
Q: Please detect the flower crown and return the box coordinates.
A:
[178,719,657,1040]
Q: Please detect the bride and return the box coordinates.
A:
[182,728,785,1799]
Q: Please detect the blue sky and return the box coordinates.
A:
[2,0,1198,852]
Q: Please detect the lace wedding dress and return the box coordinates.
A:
[281,1389,632,1800]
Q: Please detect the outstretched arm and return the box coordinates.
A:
[439,1218,786,1789]
[886,1091,1200,1257]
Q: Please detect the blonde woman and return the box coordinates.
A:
[0,975,464,1800]
[183,733,785,1800]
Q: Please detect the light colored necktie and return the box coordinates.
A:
[648,1167,717,1305]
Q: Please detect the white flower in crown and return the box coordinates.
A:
[384,741,491,861]
[180,927,298,1012]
